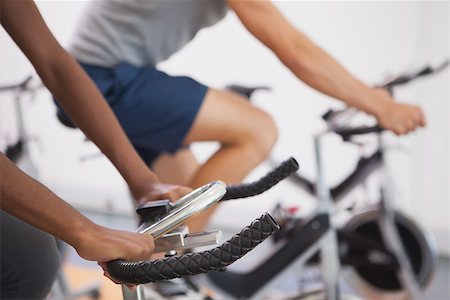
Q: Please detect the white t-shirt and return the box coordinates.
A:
[70,0,228,67]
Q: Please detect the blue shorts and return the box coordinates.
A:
[55,63,207,165]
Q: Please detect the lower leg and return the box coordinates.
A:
[188,148,262,231]
[151,89,277,232]
[153,143,260,232]
[183,89,278,232]
[152,148,200,186]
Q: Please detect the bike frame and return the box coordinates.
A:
[207,131,341,300]
[207,59,450,299]
[208,130,425,300]
[288,138,383,203]
[0,76,40,178]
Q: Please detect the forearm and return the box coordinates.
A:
[281,32,388,117]
[1,0,157,199]
[40,50,157,194]
[229,0,389,117]
[1,152,157,264]
[0,152,96,247]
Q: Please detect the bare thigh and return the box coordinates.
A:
[150,88,277,231]
[183,88,277,150]
[152,148,199,186]
[153,88,277,185]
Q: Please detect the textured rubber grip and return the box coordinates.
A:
[107,213,279,284]
[222,157,298,201]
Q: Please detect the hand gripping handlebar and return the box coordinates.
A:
[107,158,299,284]
[322,59,449,140]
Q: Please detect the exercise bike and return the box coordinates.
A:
[0,76,42,177]
[105,158,299,300]
[0,76,302,300]
[202,59,448,300]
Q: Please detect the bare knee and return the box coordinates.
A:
[184,88,278,161]
[238,108,278,162]
[219,90,278,161]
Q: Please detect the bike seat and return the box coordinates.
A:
[56,110,76,129]
[226,84,271,99]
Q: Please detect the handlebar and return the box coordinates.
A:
[333,125,384,140]
[139,181,226,238]
[106,158,298,284]
[107,213,279,284]
[223,157,299,200]
[323,59,449,139]
[321,108,385,139]
[380,59,449,89]
[0,76,33,93]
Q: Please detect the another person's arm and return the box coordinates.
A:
[227,0,425,135]
[1,0,190,202]
[0,153,154,264]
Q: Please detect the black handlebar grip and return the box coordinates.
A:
[222,157,299,201]
[107,213,280,284]
[334,125,384,139]
[381,59,449,89]
[321,109,335,121]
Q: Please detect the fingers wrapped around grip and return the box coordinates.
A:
[223,157,299,201]
[107,213,279,284]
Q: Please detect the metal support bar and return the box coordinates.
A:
[314,133,341,300]
[378,136,424,300]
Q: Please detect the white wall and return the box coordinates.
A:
[1,1,448,253]
[410,1,449,255]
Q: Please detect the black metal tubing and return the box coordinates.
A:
[225,84,271,99]
[287,150,382,202]
[0,76,32,93]
[382,59,449,89]
[207,214,330,299]
[326,59,449,140]
[330,150,382,201]
[5,140,24,163]
[333,125,384,140]
[1,77,34,162]
[286,171,316,195]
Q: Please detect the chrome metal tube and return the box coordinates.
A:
[139,181,226,239]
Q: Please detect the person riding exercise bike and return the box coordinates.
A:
[54,0,426,238]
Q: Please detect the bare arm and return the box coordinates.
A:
[0,152,154,263]
[227,0,425,134]
[0,0,190,200]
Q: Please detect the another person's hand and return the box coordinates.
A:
[130,176,192,206]
[374,88,426,135]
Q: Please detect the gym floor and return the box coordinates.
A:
[63,211,450,300]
